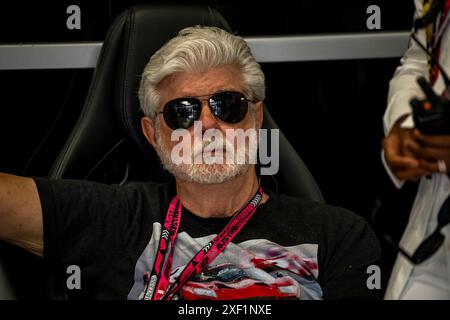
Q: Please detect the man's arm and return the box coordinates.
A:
[382,2,440,182]
[383,1,427,136]
[0,173,43,256]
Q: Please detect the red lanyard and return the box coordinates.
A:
[142,195,182,300]
[142,185,263,300]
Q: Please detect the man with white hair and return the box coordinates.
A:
[0,26,381,300]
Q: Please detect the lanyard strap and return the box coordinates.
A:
[142,196,181,300]
[143,184,263,300]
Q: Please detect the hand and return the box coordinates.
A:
[405,129,450,174]
[382,120,431,181]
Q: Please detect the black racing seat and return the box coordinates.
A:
[48,5,324,202]
[0,4,324,300]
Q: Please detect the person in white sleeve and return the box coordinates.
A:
[383,0,450,300]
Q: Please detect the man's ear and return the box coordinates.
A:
[255,101,264,129]
[141,116,157,148]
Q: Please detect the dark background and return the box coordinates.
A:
[0,0,418,294]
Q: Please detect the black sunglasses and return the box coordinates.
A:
[159,91,254,130]
[385,194,450,265]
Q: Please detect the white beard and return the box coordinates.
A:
[154,116,258,185]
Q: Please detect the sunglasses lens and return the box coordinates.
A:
[210,91,248,124]
[163,99,200,130]
[162,91,250,129]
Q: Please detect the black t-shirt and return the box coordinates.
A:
[33,177,382,300]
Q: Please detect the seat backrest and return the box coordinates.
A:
[0,257,15,299]
[49,5,324,203]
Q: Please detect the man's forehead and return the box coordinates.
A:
[173,86,242,98]
[159,65,244,99]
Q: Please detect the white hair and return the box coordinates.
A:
[138,26,265,118]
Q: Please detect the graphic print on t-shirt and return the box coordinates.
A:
[127,223,323,300]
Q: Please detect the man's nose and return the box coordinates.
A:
[198,100,219,131]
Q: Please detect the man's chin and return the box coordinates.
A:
[170,164,249,185]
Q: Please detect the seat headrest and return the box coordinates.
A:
[113,5,232,153]
[50,5,232,179]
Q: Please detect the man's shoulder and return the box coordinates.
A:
[33,176,173,207]
[33,176,171,191]
[273,192,380,259]
[274,192,358,216]
[121,179,171,192]
[271,192,367,229]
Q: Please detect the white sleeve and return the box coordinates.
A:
[383,0,428,135]
[382,151,405,189]
[382,1,427,188]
